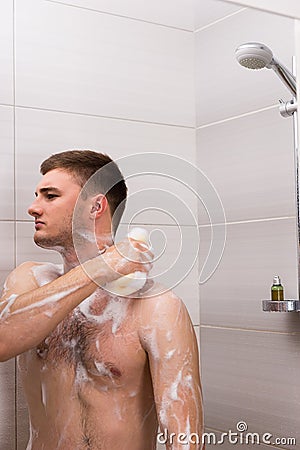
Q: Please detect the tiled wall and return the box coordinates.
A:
[196,1,300,448]
[1,0,300,449]
[1,0,196,448]
[223,0,300,20]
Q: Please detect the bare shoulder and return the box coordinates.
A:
[136,283,198,358]
[137,283,191,330]
[1,261,62,298]
[1,262,40,299]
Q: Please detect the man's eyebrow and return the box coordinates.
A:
[34,187,62,196]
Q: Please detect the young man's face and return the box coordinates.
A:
[28,169,82,251]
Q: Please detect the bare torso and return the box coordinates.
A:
[18,264,158,450]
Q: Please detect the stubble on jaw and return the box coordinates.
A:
[34,216,74,254]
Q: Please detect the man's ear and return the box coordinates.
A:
[90,195,108,216]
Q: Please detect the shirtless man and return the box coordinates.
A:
[0,150,204,450]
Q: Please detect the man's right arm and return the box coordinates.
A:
[0,240,151,361]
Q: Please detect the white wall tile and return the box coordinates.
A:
[118,224,200,325]
[0,106,14,220]
[0,0,13,105]
[201,327,300,445]
[15,108,196,225]
[0,221,15,289]
[195,0,244,30]
[204,427,293,449]
[16,368,29,450]
[0,359,15,450]
[223,0,300,19]
[0,222,15,447]
[197,108,296,223]
[15,0,194,127]
[199,219,300,333]
[16,222,62,266]
[196,8,295,126]
[296,20,300,168]
[45,0,195,30]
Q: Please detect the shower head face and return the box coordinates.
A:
[235,42,274,70]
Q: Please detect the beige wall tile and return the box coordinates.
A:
[16,222,62,266]
[199,219,300,333]
[16,367,29,450]
[15,0,194,126]
[0,0,13,105]
[0,106,14,220]
[0,222,15,447]
[224,0,300,19]
[0,221,15,289]
[15,107,196,224]
[204,427,289,449]
[201,327,300,446]
[118,224,200,325]
[0,359,15,450]
[195,0,244,30]
[45,0,196,30]
[197,108,295,224]
[196,8,295,126]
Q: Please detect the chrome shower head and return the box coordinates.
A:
[235,42,297,97]
[235,42,273,70]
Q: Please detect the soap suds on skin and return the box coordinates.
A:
[104,271,147,297]
[0,294,18,319]
[75,361,91,385]
[93,361,113,378]
[31,263,64,287]
[79,293,129,334]
[166,330,173,342]
[165,348,176,360]
[1,280,8,296]
[41,382,47,408]
[10,286,78,316]
[73,229,113,246]
[142,328,160,360]
[169,369,183,401]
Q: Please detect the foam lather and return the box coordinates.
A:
[104,228,149,296]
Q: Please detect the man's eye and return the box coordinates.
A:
[47,194,58,200]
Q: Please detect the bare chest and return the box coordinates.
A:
[34,294,146,385]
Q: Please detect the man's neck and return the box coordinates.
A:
[61,235,113,273]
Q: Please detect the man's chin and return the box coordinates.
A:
[33,235,64,252]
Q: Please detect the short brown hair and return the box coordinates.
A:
[40,150,127,232]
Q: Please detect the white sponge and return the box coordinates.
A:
[104,228,149,296]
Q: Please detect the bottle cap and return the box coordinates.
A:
[273,275,281,285]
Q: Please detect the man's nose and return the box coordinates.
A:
[28,200,43,218]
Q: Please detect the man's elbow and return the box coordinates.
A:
[0,342,14,362]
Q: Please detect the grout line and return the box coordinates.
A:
[44,0,193,33]
[13,104,194,129]
[0,217,296,226]
[0,102,14,108]
[200,324,299,335]
[196,104,279,130]
[194,7,248,33]
[12,1,18,447]
[198,216,296,228]
[11,219,200,227]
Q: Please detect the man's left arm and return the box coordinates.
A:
[139,291,204,450]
